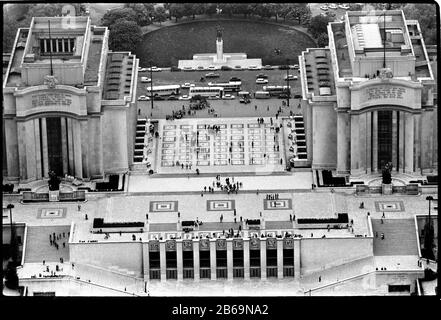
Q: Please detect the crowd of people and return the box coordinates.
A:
[49,231,69,250]
[201,175,244,195]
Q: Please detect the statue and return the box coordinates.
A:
[44,75,58,89]
[381,162,392,185]
[48,170,61,191]
[216,25,222,40]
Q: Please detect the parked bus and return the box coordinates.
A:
[255,91,271,99]
[190,86,224,98]
[262,85,291,96]
[146,85,180,97]
[207,81,241,92]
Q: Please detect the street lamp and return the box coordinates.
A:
[274,49,290,108]
[149,60,154,113]
[6,204,16,262]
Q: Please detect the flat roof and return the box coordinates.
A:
[102,52,136,100]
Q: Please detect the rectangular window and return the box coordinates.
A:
[70,38,75,52]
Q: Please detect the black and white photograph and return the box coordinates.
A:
[1,1,439,307]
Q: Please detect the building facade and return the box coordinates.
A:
[2,16,138,183]
[299,10,437,177]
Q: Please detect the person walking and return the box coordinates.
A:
[234,208,236,216]
[78,204,81,211]
[220,214,223,223]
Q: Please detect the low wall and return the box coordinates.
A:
[300,236,373,275]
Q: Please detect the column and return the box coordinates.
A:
[67,38,71,52]
[227,239,233,280]
[260,239,267,280]
[44,39,47,53]
[372,111,378,173]
[209,239,216,280]
[176,240,183,281]
[358,112,367,173]
[294,239,301,280]
[366,112,372,173]
[60,117,68,175]
[350,114,361,176]
[391,111,398,171]
[66,118,74,175]
[398,112,405,172]
[159,240,166,282]
[41,118,49,177]
[72,119,83,178]
[24,119,37,181]
[33,119,42,179]
[337,112,349,174]
[243,239,250,280]
[414,113,421,174]
[4,118,19,179]
[17,121,27,180]
[277,239,283,279]
[61,38,65,52]
[80,120,89,178]
[193,240,200,281]
[142,242,149,281]
[55,38,59,52]
[404,113,414,174]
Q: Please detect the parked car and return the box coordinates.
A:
[290,65,299,70]
[284,75,298,81]
[181,83,194,89]
[221,66,232,71]
[294,94,302,99]
[223,94,235,100]
[278,93,290,99]
[320,5,329,11]
[153,96,164,100]
[239,97,251,104]
[248,65,261,70]
[170,66,181,72]
[256,78,268,84]
[338,4,350,10]
[205,72,220,78]
[196,66,206,71]
[141,77,151,83]
[182,66,193,72]
[263,65,273,70]
[279,65,290,70]
[256,73,268,79]
[232,65,243,70]
[138,95,150,101]
[138,67,147,72]
[328,4,338,10]
[167,95,178,100]
[147,66,161,72]
[179,95,191,100]
[230,77,241,82]
[207,65,217,71]
[207,95,220,100]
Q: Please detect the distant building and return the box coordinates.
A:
[2,16,139,182]
[299,10,437,177]
[178,26,262,70]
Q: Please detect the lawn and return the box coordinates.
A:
[136,20,316,67]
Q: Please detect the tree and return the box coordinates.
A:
[403,4,437,45]
[154,6,167,25]
[108,20,142,52]
[169,3,184,22]
[204,4,218,17]
[317,33,329,47]
[125,3,153,26]
[182,3,195,19]
[308,15,333,39]
[3,14,20,53]
[101,7,137,27]
[218,3,234,17]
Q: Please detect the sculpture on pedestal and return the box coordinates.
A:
[382,162,392,185]
[48,170,61,191]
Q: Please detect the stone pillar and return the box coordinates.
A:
[350,114,361,176]
[414,113,421,174]
[142,242,149,281]
[366,112,372,173]
[24,119,37,181]
[216,39,223,62]
[227,239,233,280]
[193,240,200,281]
[398,112,405,172]
[404,113,414,174]
[336,112,349,174]
[62,38,65,52]
[372,111,378,173]
[209,239,216,280]
[277,238,283,279]
[72,119,83,178]
[243,239,250,280]
[60,117,68,175]
[358,112,367,174]
[33,118,42,179]
[159,240,166,282]
[80,120,89,178]
[66,118,74,175]
[294,239,301,280]
[260,239,267,280]
[17,121,27,180]
[176,240,183,281]
[391,111,398,171]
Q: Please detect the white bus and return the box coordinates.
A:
[146,85,180,97]
[207,81,241,92]
[190,86,224,98]
[255,91,270,99]
[262,85,291,96]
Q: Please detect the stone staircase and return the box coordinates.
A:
[133,118,147,164]
[372,219,419,256]
[24,226,70,263]
[293,114,307,160]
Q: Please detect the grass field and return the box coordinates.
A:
[136,20,316,67]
